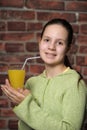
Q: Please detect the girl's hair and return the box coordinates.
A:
[41,18,73,68]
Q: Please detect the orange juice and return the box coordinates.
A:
[8,69,25,89]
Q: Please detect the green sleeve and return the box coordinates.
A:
[18,120,33,130]
[62,81,86,130]
[13,81,86,130]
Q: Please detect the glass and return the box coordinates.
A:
[8,69,25,89]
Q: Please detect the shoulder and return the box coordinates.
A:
[64,68,87,90]
[65,68,82,81]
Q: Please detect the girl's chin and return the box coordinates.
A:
[45,63,59,67]
[44,60,58,66]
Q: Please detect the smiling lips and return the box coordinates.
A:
[45,52,57,58]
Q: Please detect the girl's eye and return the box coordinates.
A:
[57,41,63,45]
[44,39,50,42]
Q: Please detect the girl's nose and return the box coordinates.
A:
[48,42,56,50]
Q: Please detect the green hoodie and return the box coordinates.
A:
[13,68,87,130]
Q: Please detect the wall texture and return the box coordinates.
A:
[0,0,87,130]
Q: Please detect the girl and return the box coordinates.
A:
[1,18,87,130]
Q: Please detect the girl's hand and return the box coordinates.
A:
[1,79,30,106]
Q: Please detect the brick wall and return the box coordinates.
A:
[0,0,87,130]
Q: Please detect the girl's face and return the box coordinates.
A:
[39,24,69,66]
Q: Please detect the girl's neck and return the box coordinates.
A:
[45,64,67,78]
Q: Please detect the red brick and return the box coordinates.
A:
[26,0,64,10]
[30,65,44,75]
[0,119,7,129]
[79,13,87,22]
[0,54,19,63]
[37,12,60,21]
[7,22,26,31]
[66,2,87,12]
[80,24,87,34]
[0,43,5,51]
[0,22,6,31]
[0,63,8,72]
[37,12,76,22]
[26,42,39,52]
[83,67,87,76]
[27,22,42,31]
[0,109,16,117]
[76,56,87,66]
[79,46,87,54]
[36,57,44,64]
[0,98,9,107]
[0,87,3,96]
[85,57,87,65]
[8,64,25,71]
[69,44,78,54]
[0,10,35,20]
[73,65,82,73]
[0,74,8,84]
[13,54,37,63]
[0,54,33,66]
[72,24,79,33]
[5,43,24,52]
[77,35,87,44]
[8,120,18,129]
[0,0,24,8]
[0,33,34,41]
[60,13,76,22]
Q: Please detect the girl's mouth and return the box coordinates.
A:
[45,52,57,58]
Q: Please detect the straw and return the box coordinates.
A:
[21,56,40,70]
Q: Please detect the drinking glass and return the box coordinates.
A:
[8,69,25,89]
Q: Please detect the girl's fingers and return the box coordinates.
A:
[17,88,24,93]
[1,83,24,99]
[1,79,30,105]
[5,79,11,87]
[1,86,8,96]
[23,89,30,96]
[1,85,25,105]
